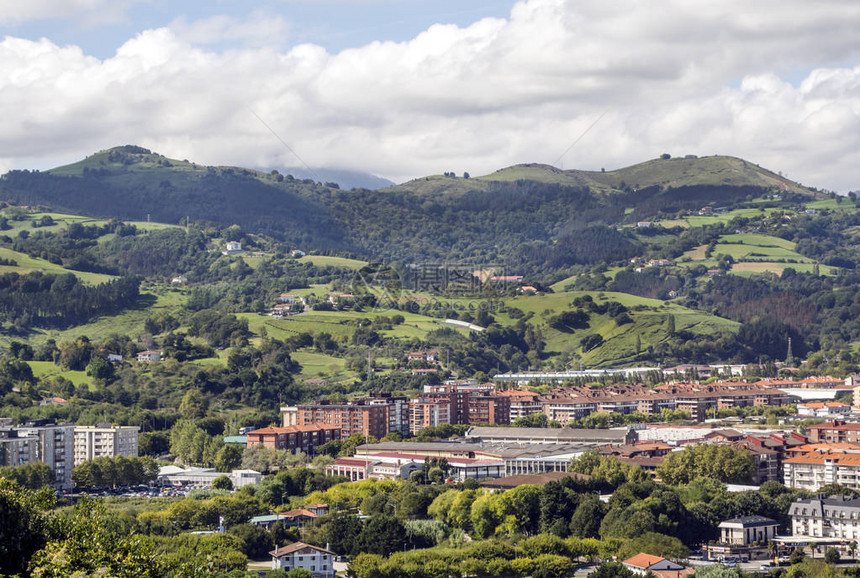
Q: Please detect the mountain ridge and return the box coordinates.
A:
[389,155,818,197]
[0,146,824,272]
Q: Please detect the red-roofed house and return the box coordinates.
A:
[304,503,329,516]
[278,508,319,528]
[407,350,439,363]
[797,402,851,418]
[623,554,686,575]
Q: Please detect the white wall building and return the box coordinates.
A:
[74,425,139,466]
[718,516,779,545]
[157,466,261,488]
[784,452,860,491]
[797,402,852,418]
[270,542,335,577]
[790,496,860,540]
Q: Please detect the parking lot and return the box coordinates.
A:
[64,485,192,499]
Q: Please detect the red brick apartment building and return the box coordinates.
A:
[467,394,511,426]
[806,421,860,444]
[246,424,340,454]
[292,402,390,440]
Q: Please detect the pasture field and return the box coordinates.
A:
[0,246,116,285]
[297,255,367,270]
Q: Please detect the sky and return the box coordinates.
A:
[1,0,860,191]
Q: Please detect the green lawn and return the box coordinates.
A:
[297,255,367,270]
[0,209,178,237]
[240,308,470,343]
[495,290,739,367]
[654,207,783,228]
[28,361,91,387]
[291,350,354,382]
[806,198,860,212]
[719,233,796,250]
[0,246,116,285]
[730,262,837,276]
[711,242,809,261]
[27,290,185,345]
[674,231,839,277]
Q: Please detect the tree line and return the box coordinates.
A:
[0,271,140,329]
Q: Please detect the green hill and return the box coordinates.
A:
[390,155,818,198]
[3,145,344,248]
[577,155,815,195]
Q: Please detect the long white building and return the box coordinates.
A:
[790,496,860,540]
[784,451,860,491]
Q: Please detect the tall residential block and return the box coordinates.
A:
[74,424,140,466]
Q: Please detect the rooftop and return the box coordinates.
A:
[270,542,334,557]
[247,424,340,435]
[480,471,590,488]
[624,554,668,569]
[719,515,778,527]
[467,426,631,442]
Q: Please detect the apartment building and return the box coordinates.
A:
[0,428,39,467]
[790,495,860,540]
[409,397,452,433]
[496,389,543,421]
[288,400,390,440]
[13,420,76,489]
[467,393,511,426]
[246,424,340,454]
[784,451,860,491]
[807,421,860,444]
[538,385,790,423]
[270,542,336,577]
[73,425,139,466]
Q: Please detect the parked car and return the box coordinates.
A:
[723,557,738,568]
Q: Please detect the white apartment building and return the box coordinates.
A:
[790,496,860,540]
[74,425,139,466]
[783,452,860,491]
[270,542,335,577]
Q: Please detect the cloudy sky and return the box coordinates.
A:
[1,0,859,191]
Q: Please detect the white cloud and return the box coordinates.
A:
[169,12,292,49]
[1,0,860,191]
[0,0,133,26]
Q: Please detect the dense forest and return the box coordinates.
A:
[0,272,140,329]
